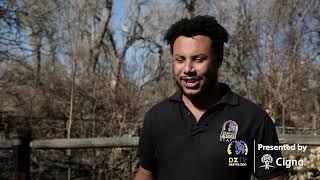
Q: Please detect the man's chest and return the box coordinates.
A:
[153,110,255,169]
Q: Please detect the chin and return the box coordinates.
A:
[182,88,202,97]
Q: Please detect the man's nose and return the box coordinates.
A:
[184,60,195,74]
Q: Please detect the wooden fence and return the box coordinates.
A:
[0,135,319,180]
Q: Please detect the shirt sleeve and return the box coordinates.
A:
[253,112,287,179]
[138,110,157,172]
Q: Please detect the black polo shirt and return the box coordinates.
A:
[138,83,285,180]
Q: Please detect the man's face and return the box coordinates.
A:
[172,35,220,98]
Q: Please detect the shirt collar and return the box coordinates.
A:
[168,83,239,106]
[168,90,183,102]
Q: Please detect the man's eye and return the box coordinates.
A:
[195,57,206,61]
[175,58,184,62]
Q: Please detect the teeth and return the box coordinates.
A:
[186,80,196,83]
[185,80,197,84]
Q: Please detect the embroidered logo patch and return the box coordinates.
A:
[220,120,238,142]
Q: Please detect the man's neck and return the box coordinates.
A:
[182,84,221,118]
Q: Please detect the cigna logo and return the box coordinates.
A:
[259,154,304,170]
[259,154,274,170]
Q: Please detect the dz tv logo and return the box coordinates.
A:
[259,154,275,170]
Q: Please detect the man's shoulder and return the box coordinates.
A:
[143,96,179,128]
[234,93,267,117]
[219,83,265,116]
[230,93,275,136]
[146,96,176,115]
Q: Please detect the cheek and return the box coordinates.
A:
[196,63,218,77]
[196,63,211,74]
[172,63,183,76]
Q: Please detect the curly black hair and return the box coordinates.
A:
[164,15,228,61]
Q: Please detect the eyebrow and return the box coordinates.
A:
[174,54,183,57]
[174,53,208,57]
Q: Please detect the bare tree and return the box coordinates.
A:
[0,0,319,179]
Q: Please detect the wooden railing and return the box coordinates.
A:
[1,135,320,149]
[1,135,319,180]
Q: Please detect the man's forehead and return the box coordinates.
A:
[174,35,211,41]
[172,35,213,54]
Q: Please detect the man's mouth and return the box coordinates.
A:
[181,77,200,88]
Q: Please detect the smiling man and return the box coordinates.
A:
[135,15,286,180]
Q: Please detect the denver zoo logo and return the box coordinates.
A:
[227,140,248,166]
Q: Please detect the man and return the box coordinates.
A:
[135,15,285,180]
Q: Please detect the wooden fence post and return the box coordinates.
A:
[13,135,30,180]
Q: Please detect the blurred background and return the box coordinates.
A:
[0,0,319,179]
